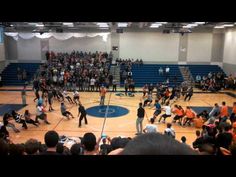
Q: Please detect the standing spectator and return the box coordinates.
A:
[90,77,96,92]
[165,66,170,76]
[164,123,175,139]
[219,101,229,122]
[124,79,129,96]
[78,103,88,128]
[143,118,157,133]
[184,87,193,101]
[230,102,236,124]
[112,79,117,92]
[17,67,22,80]
[22,69,27,80]
[99,86,107,106]
[158,67,163,75]
[136,103,145,135]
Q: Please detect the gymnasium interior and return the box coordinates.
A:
[0,22,236,155]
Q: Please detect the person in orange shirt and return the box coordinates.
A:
[232,122,236,143]
[172,105,184,126]
[230,102,236,124]
[220,101,229,123]
[193,115,204,129]
[100,86,107,106]
[183,106,196,126]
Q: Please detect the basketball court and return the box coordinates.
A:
[1,86,235,146]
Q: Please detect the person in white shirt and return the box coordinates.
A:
[164,123,175,139]
[143,118,157,133]
[165,66,170,76]
[158,67,163,75]
[90,77,96,92]
[63,90,74,104]
[158,102,171,123]
[73,90,80,105]
[35,104,50,124]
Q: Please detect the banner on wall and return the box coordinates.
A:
[4,32,110,42]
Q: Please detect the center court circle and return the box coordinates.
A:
[86,105,129,118]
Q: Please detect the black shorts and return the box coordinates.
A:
[74,96,79,100]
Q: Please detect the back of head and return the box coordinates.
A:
[181,136,186,143]
[122,133,197,155]
[44,130,59,148]
[70,143,81,155]
[9,143,25,155]
[82,132,96,152]
[167,123,172,129]
[25,139,40,155]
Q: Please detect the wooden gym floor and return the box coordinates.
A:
[0,86,235,147]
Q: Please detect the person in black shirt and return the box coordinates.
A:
[40,130,60,155]
[78,103,88,128]
[0,123,9,142]
[48,89,54,112]
[136,103,145,135]
[184,87,193,101]
[99,135,112,155]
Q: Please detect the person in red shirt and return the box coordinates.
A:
[220,101,229,123]
[183,106,196,126]
[230,102,236,124]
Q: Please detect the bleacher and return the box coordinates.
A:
[123,64,184,87]
[1,63,40,86]
[186,65,225,80]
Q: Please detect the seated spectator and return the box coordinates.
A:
[9,143,25,155]
[24,139,40,155]
[192,130,204,149]
[143,118,157,133]
[99,135,112,155]
[181,136,187,144]
[0,139,9,155]
[70,143,82,155]
[40,130,60,155]
[82,132,99,155]
[121,133,197,155]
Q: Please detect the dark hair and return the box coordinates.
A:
[9,144,25,155]
[196,130,201,136]
[110,137,130,150]
[150,118,155,124]
[181,136,186,143]
[224,123,231,132]
[167,123,172,128]
[70,143,81,155]
[25,139,39,155]
[44,130,59,148]
[222,101,226,105]
[24,110,29,115]
[122,133,197,155]
[139,102,142,107]
[56,143,64,154]
[0,139,9,155]
[82,133,96,152]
